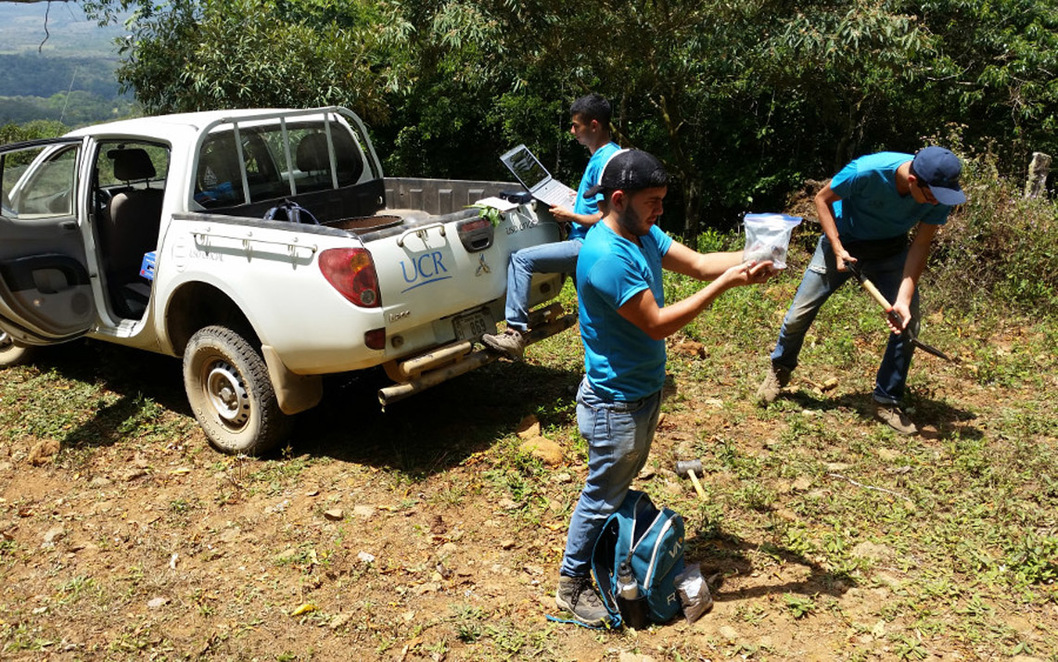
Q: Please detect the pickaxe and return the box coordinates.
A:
[844,261,953,362]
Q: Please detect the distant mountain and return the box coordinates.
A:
[0,3,136,127]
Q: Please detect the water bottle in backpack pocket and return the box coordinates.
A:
[591,489,685,628]
[615,560,649,629]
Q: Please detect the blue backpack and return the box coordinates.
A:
[591,490,685,627]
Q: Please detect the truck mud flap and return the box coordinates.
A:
[377,303,576,407]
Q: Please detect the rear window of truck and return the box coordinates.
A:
[193,121,368,209]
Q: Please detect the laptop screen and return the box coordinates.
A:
[502,146,550,189]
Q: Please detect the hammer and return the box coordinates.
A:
[675,460,707,500]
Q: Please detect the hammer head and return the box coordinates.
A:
[675,459,703,477]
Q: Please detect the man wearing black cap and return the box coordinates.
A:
[756,146,967,435]
[555,149,775,626]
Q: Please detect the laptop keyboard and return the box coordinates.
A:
[536,182,576,208]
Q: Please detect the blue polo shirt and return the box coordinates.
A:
[831,152,951,241]
[568,141,620,241]
[576,222,673,401]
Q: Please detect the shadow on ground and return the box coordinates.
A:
[786,388,980,439]
[296,358,581,472]
[34,339,581,471]
[689,528,855,603]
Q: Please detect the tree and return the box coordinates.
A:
[917,0,1058,166]
[0,118,67,143]
[106,0,392,123]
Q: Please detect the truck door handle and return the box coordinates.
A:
[59,220,78,231]
[397,223,446,247]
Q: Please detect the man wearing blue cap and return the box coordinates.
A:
[757,146,967,434]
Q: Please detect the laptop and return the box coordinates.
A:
[500,144,578,208]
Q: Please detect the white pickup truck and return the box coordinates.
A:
[0,107,571,455]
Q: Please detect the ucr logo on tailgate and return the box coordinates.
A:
[400,251,452,293]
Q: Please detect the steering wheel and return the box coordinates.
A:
[94,188,113,218]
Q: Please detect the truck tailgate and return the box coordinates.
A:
[370,204,559,343]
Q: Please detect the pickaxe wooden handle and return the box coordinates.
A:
[844,261,953,362]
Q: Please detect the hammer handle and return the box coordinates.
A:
[688,470,707,500]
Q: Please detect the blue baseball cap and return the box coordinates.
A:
[912,147,966,205]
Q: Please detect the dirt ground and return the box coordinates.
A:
[0,326,1056,661]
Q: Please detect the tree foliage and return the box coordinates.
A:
[918,0,1058,166]
[100,0,393,124]
[7,0,1054,236]
[0,118,68,144]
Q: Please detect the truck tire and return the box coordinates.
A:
[183,325,292,456]
[0,330,34,368]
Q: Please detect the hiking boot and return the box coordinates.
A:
[482,327,526,360]
[873,403,918,435]
[756,364,791,405]
[555,575,608,627]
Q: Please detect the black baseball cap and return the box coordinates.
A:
[583,149,669,199]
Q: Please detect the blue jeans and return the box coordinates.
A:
[560,377,662,578]
[769,236,920,405]
[504,239,582,331]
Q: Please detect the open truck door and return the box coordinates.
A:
[0,138,95,346]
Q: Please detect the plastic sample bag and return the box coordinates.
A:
[742,213,802,269]
[674,563,713,624]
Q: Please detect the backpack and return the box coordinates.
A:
[264,200,320,225]
[591,489,685,628]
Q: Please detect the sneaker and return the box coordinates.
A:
[873,403,918,435]
[756,364,791,405]
[555,575,608,627]
[482,327,526,361]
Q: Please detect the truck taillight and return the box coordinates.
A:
[319,248,381,308]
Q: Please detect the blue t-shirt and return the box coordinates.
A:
[569,141,621,241]
[576,222,674,401]
[831,152,951,241]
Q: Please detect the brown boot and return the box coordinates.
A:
[873,403,918,435]
[756,364,791,405]
[555,575,608,627]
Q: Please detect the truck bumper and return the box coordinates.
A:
[377,303,576,407]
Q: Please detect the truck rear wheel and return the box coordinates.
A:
[183,325,292,456]
[0,330,34,368]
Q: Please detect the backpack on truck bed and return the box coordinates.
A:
[591,489,685,628]
[264,200,319,225]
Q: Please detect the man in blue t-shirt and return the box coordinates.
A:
[757,147,966,434]
[482,93,621,360]
[555,149,775,627]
